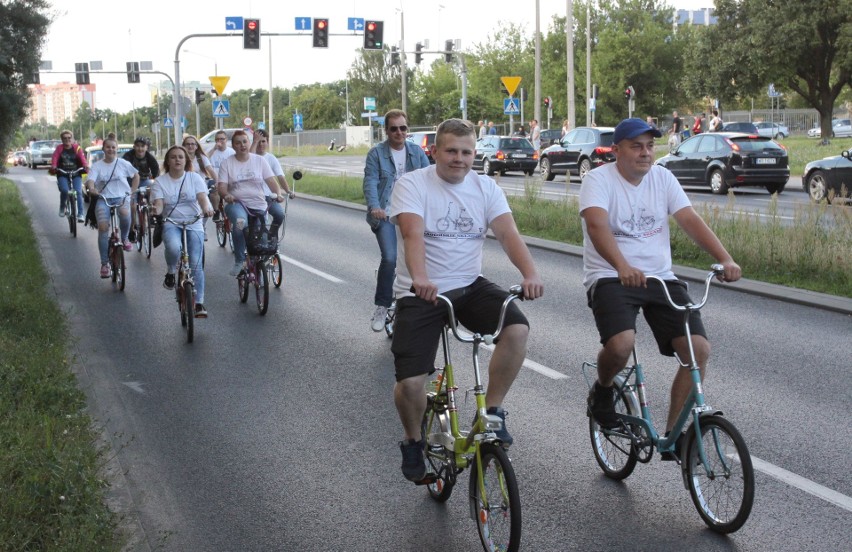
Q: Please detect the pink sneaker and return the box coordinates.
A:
[100,264,110,278]
[122,239,133,251]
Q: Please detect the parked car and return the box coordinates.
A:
[198,128,251,153]
[85,144,133,167]
[539,126,616,182]
[406,131,436,164]
[808,119,852,138]
[721,121,759,134]
[802,147,852,202]
[656,132,789,194]
[754,121,789,139]
[27,140,61,169]
[539,129,563,147]
[14,151,27,166]
[473,135,538,176]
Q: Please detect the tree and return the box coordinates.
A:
[0,0,51,155]
[689,0,852,140]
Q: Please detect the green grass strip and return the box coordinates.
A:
[0,179,119,551]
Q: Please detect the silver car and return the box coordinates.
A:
[27,140,60,169]
[754,121,789,139]
[808,118,852,138]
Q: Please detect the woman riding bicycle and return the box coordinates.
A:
[84,138,139,278]
[183,135,217,239]
[216,130,286,276]
[150,145,215,318]
[49,130,88,221]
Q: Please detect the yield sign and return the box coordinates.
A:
[209,76,231,96]
[501,76,522,97]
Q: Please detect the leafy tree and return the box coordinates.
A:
[0,0,51,155]
[689,0,852,139]
[347,48,403,119]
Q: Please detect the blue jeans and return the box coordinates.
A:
[57,175,84,214]
[95,197,130,264]
[163,224,206,303]
[224,200,284,263]
[372,219,396,308]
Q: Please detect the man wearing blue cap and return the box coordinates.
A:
[579,118,741,456]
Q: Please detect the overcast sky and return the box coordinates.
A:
[39,0,707,113]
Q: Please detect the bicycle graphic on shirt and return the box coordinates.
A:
[436,201,474,232]
[621,208,655,233]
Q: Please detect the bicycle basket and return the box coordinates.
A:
[243,221,276,255]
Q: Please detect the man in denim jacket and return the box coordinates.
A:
[363,109,431,331]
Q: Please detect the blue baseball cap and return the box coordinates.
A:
[613,118,662,144]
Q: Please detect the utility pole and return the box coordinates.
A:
[399,10,407,114]
[534,0,541,125]
[566,0,576,129]
[586,1,591,127]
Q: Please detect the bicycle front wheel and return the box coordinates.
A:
[183,281,194,343]
[269,253,283,288]
[685,415,754,534]
[68,199,77,237]
[216,219,227,247]
[470,443,521,552]
[144,212,153,258]
[589,386,639,480]
[423,403,454,502]
[238,270,249,303]
[255,261,269,315]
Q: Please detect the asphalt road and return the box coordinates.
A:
[9,166,852,551]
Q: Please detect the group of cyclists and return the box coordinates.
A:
[48,128,295,318]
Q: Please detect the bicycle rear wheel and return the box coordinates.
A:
[183,281,194,343]
[144,211,153,258]
[685,415,754,534]
[216,219,227,247]
[470,443,521,552]
[238,270,249,303]
[589,384,639,480]
[114,245,125,291]
[68,199,77,237]
[255,261,269,315]
[269,253,283,288]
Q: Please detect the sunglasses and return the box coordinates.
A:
[388,125,408,133]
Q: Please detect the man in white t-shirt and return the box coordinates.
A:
[207,130,235,221]
[389,118,544,483]
[579,118,740,458]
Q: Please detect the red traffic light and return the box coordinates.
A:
[248,20,257,30]
[317,20,326,29]
[367,22,376,31]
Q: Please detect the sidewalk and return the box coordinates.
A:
[306,194,852,316]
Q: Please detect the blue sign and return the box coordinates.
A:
[503,98,520,115]
[348,18,364,31]
[293,113,303,132]
[295,17,311,31]
[163,117,174,128]
[181,117,188,129]
[258,121,265,130]
[212,100,230,118]
[226,16,243,31]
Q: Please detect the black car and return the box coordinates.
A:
[539,126,615,181]
[473,135,538,176]
[539,129,562,147]
[655,132,789,194]
[802,148,852,202]
[721,121,759,134]
[406,131,436,164]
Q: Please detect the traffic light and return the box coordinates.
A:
[25,72,39,85]
[624,85,635,100]
[313,18,328,48]
[126,61,140,84]
[415,42,423,65]
[592,84,599,99]
[544,96,551,110]
[390,46,400,66]
[244,19,261,49]
[500,81,510,96]
[75,62,90,85]
[195,89,206,104]
[364,20,383,50]
[444,39,454,63]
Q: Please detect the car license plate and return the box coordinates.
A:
[513,153,527,158]
[755,158,776,165]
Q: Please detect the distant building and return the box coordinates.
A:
[26,82,96,126]
[675,8,718,27]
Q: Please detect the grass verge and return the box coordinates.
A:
[293,172,852,298]
[0,178,120,550]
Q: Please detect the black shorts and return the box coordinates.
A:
[587,277,706,357]
[391,277,529,381]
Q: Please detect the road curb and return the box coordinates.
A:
[297,192,852,316]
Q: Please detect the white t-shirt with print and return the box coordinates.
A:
[261,152,284,196]
[150,171,208,231]
[218,153,275,212]
[390,165,511,295]
[208,147,235,172]
[579,162,691,289]
[88,158,138,199]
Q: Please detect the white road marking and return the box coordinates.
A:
[480,342,568,379]
[751,455,852,513]
[122,381,146,394]
[281,255,344,283]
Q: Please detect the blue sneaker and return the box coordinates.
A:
[474,406,513,447]
[399,439,427,482]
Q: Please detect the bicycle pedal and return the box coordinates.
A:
[414,474,439,486]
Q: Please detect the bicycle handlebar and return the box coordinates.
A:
[434,284,524,345]
[645,264,724,312]
[55,167,86,177]
[164,215,203,227]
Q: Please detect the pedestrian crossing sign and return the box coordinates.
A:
[503,98,520,115]
[213,100,230,118]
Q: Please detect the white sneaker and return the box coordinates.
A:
[371,306,388,332]
[59,208,66,217]
[230,262,244,277]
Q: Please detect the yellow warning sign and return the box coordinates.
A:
[501,76,522,97]
[209,76,231,96]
